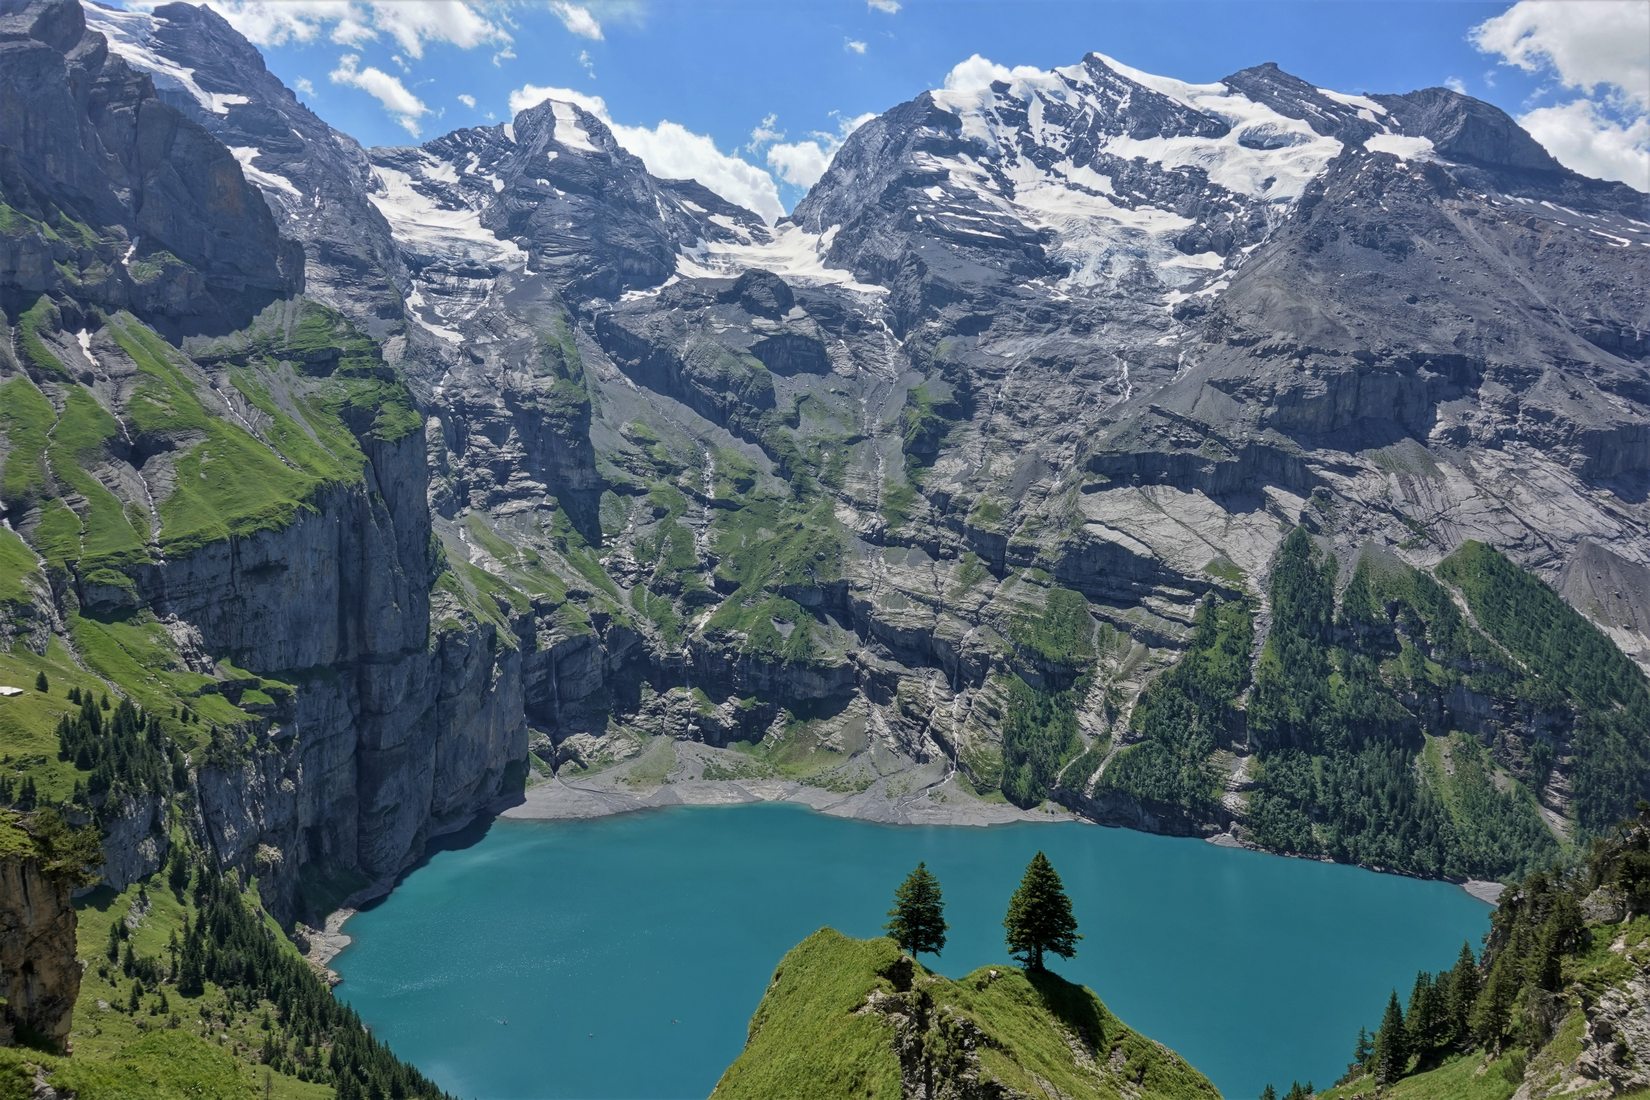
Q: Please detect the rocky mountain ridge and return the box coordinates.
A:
[1,0,1647,930]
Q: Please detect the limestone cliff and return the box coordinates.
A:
[0,825,80,1053]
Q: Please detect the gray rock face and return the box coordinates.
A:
[0,851,79,1052]
[0,0,300,334]
[81,1,406,324]
[8,0,1649,897]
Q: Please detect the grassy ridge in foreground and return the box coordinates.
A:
[712,928,1219,1100]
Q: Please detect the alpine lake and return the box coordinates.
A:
[333,801,1491,1099]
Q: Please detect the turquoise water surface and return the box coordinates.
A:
[333,803,1490,1099]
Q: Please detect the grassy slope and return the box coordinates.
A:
[0,303,436,1094]
[0,895,328,1100]
[713,929,1218,1100]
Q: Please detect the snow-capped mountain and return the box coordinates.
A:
[7,0,1650,907]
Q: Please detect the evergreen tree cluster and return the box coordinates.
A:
[1102,594,1252,815]
[884,852,1081,973]
[54,695,186,811]
[1439,542,1650,835]
[1240,531,1610,880]
[1312,806,1650,1094]
[1000,675,1081,809]
[160,858,453,1099]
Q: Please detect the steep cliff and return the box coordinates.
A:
[0,815,81,1053]
[0,0,526,927]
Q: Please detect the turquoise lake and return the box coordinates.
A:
[333,803,1491,1099]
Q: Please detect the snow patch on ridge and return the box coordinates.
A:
[1364,133,1437,162]
[229,147,302,200]
[550,101,599,153]
[86,6,251,115]
[923,52,1351,290]
[676,224,886,295]
[366,162,526,266]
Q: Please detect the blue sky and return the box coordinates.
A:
[146,0,1650,216]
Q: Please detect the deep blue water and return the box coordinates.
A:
[333,803,1490,1099]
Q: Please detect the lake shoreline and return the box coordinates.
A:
[327,795,1497,1100]
[306,771,1502,976]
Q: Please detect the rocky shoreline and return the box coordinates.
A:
[304,765,1503,978]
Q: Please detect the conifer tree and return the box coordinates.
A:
[1443,941,1478,1046]
[35,671,48,692]
[1259,1086,1277,1100]
[1003,851,1080,971]
[1351,1025,1373,1071]
[1406,970,1444,1064]
[1471,948,1518,1047]
[1373,990,1408,1085]
[884,862,948,958]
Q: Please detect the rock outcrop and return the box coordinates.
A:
[0,841,80,1052]
[1,0,1645,914]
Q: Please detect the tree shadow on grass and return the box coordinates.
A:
[1024,967,1107,1053]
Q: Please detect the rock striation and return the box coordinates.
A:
[0,841,79,1052]
[1,0,1646,913]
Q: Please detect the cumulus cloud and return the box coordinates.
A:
[509,84,785,222]
[844,38,867,55]
[747,112,784,151]
[1472,0,1649,189]
[764,111,876,189]
[330,52,428,136]
[457,92,477,108]
[579,49,596,78]
[294,76,316,98]
[867,0,900,12]
[550,1,603,40]
[1519,99,1650,190]
[940,54,1047,98]
[509,83,605,116]
[1444,75,1467,94]
[1472,1,1649,109]
[180,0,507,59]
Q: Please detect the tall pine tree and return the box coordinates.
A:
[884,862,948,958]
[1442,941,1478,1048]
[1373,990,1408,1085]
[1003,851,1080,971]
[1405,970,1444,1066]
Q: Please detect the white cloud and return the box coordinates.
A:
[330,52,429,136]
[509,84,785,221]
[492,47,517,66]
[1472,1,1649,190]
[458,92,477,108]
[765,111,876,189]
[294,76,316,97]
[550,1,603,40]
[1472,1,1649,109]
[747,112,784,151]
[940,54,1046,98]
[767,141,833,188]
[187,0,507,59]
[844,38,867,55]
[1518,99,1650,189]
[1444,75,1467,94]
[509,83,605,117]
[579,49,596,78]
[867,0,900,12]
